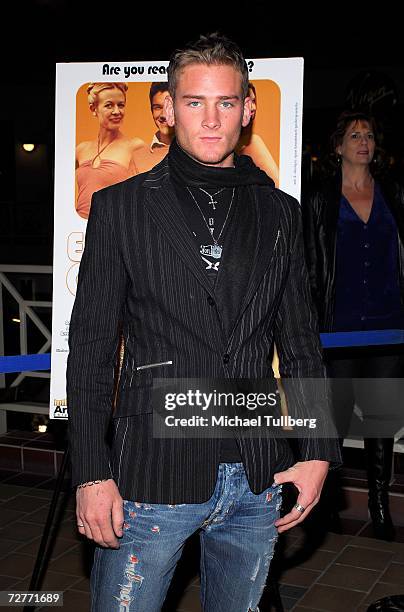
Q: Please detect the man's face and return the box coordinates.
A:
[164,63,251,167]
[151,90,172,137]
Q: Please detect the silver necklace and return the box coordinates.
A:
[198,187,226,210]
[187,187,235,259]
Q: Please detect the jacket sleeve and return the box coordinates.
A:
[301,191,320,310]
[274,203,341,467]
[66,190,128,487]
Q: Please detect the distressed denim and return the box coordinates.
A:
[90,463,281,612]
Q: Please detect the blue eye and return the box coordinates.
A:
[221,101,233,108]
[188,101,201,107]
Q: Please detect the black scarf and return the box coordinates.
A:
[168,138,274,189]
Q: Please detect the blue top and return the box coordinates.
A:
[333,183,404,331]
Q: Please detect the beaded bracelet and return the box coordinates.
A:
[77,478,110,489]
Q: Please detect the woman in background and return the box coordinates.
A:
[303,110,404,540]
[75,82,144,219]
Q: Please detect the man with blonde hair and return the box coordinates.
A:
[68,33,340,611]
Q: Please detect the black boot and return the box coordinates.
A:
[364,437,396,541]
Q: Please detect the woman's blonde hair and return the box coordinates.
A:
[87,82,128,109]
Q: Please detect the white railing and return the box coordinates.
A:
[0,265,52,389]
[0,265,52,433]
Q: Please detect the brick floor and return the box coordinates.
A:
[1,450,404,610]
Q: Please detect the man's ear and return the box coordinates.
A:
[164,95,175,127]
[242,96,252,128]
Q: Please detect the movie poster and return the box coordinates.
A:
[50,58,303,418]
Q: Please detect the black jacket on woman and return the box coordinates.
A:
[302,172,404,332]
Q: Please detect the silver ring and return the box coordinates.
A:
[77,523,84,528]
[294,503,305,514]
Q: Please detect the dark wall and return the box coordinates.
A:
[2,2,403,264]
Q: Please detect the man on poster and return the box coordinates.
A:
[67,32,340,611]
[132,82,174,174]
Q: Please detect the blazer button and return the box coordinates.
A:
[207,296,215,306]
[223,354,230,364]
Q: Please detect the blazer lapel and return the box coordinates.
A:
[141,162,280,339]
[142,167,215,298]
[215,185,281,337]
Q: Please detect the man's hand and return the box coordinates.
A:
[273,460,329,533]
[76,479,124,548]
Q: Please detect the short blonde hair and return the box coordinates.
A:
[168,33,249,100]
[87,83,128,109]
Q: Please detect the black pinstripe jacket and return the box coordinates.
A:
[67,158,341,503]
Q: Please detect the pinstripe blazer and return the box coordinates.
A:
[67,157,341,503]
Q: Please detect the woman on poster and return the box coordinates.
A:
[75,82,144,219]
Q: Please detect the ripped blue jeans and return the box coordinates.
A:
[90,463,281,612]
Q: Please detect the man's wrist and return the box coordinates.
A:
[77,478,112,490]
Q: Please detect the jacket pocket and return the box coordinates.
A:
[114,359,173,417]
[121,358,173,390]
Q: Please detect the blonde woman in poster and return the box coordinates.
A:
[75,82,144,219]
[237,82,279,186]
